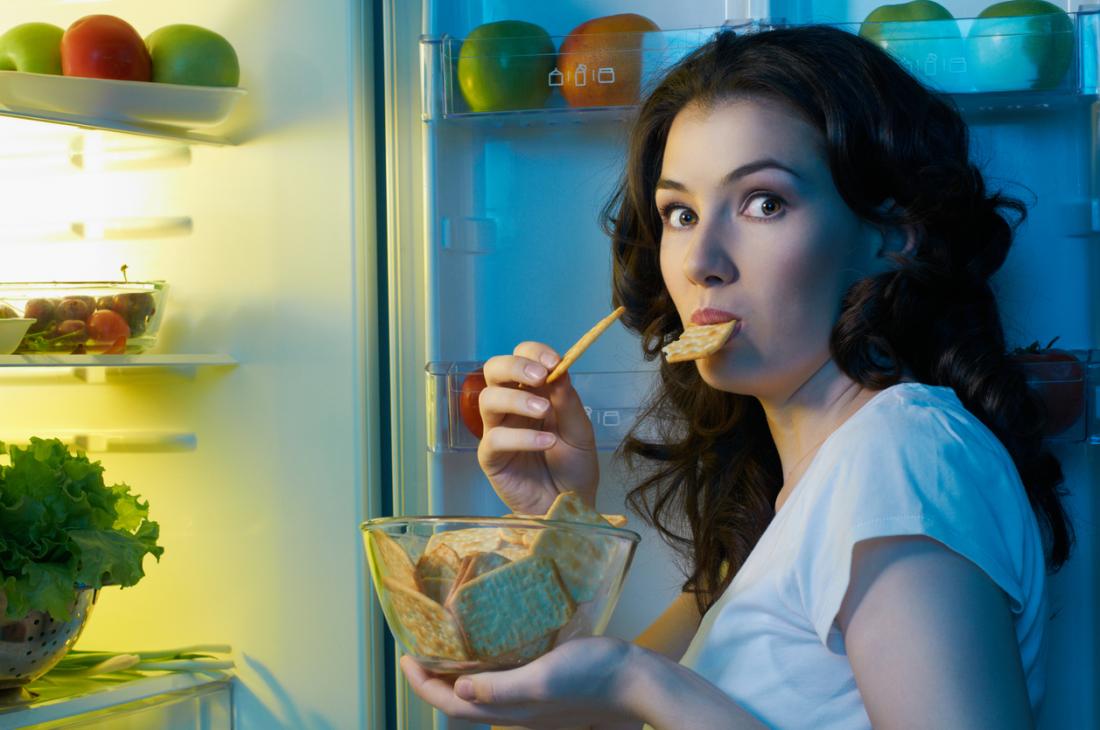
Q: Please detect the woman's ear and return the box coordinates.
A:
[874,198,917,259]
[877,225,917,258]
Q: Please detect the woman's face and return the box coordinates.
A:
[656,97,884,400]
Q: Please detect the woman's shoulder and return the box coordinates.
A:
[813,380,1030,517]
[841,381,1007,462]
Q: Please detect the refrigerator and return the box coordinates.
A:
[380,0,1098,729]
[0,0,1093,729]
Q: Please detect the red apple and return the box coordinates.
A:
[61,15,151,81]
[558,13,660,108]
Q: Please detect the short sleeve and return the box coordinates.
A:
[793,395,1041,652]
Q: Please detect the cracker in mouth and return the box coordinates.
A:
[661,320,738,363]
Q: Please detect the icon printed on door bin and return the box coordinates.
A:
[548,68,564,87]
[575,63,588,86]
[597,67,616,84]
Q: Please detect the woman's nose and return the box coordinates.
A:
[682,219,735,286]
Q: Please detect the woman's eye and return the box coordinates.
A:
[661,205,698,230]
[744,194,785,219]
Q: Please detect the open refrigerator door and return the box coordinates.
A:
[382,0,1098,727]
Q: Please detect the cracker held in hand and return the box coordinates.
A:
[661,320,737,363]
[545,306,626,384]
[448,555,575,660]
[382,576,469,660]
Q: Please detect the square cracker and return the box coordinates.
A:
[425,528,508,559]
[662,320,737,363]
[382,575,469,660]
[532,492,614,604]
[367,530,419,591]
[448,555,574,660]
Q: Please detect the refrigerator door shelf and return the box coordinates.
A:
[424,13,1098,123]
[1015,348,1093,443]
[1087,352,1100,445]
[426,361,659,452]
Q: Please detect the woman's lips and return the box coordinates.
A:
[690,308,739,325]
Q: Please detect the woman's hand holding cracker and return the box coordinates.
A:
[478,341,599,516]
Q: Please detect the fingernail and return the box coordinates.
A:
[528,396,548,413]
[455,678,475,701]
[541,353,559,369]
[524,363,546,381]
[536,432,555,448]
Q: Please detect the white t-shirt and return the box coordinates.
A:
[677,382,1048,729]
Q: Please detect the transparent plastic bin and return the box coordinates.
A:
[31,679,231,729]
[422,11,1098,121]
[1014,348,1090,442]
[426,361,658,452]
[0,281,167,355]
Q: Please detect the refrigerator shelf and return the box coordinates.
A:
[0,431,197,454]
[0,354,237,384]
[424,12,1100,122]
[0,71,246,146]
[0,670,231,729]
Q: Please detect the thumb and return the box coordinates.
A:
[454,669,528,705]
[544,373,595,449]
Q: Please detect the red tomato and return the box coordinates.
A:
[1011,341,1085,437]
[459,369,487,439]
[61,15,151,81]
[87,309,130,344]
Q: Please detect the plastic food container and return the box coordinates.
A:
[0,281,167,354]
[362,516,639,674]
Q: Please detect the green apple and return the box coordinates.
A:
[968,0,1073,91]
[457,20,555,112]
[860,1,966,92]
[145,24,240,87]
[0,23,64,75]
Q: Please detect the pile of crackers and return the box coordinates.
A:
[367,492,627,666]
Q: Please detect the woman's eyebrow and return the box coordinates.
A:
[656,158,803,192]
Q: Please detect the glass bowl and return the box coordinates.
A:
[0,281,167,354]
[362,516,640,674]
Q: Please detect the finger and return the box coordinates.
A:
[456,665,545,705]
[478,427,557,474]
[400,656,528,724]
[513,341,562,372]
[483,353,552,389]
[479,385,551,430]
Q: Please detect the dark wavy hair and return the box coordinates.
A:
[604,25,1074,614]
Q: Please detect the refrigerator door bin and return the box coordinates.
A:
[426,361,658,452]
[422,12,1099,123]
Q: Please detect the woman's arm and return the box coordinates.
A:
[632,591,703,660]
[402,636,769,729]
[838,535,1034,729]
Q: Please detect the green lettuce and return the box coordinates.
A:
[0,438,163,621]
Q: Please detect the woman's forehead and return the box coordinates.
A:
[661,97,825,183]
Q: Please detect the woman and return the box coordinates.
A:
[402,25,1073,729]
